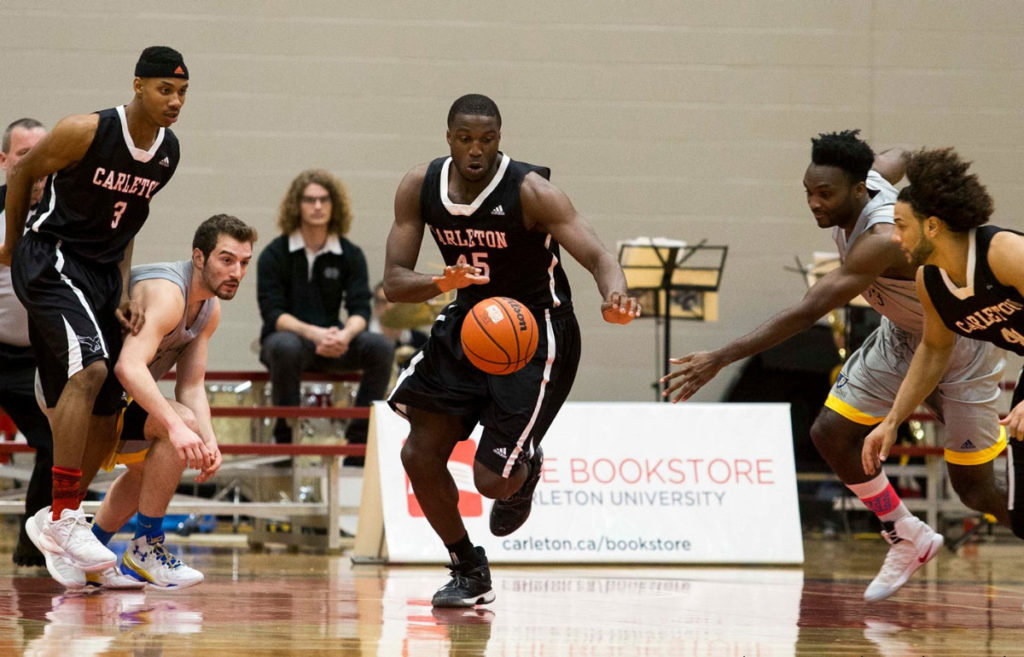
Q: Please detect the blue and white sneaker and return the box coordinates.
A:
[120,534,204,589]
[85,565,147,590]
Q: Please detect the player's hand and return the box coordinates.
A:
[0,244,12,267]
[601,291,641,325]
[1000,400,1024,442]
[660,351,724,402]
[862,420,899,475]
[168,424,212,471]
[432,264,490,293]
[194,443,222,483]
[116,298,145,335]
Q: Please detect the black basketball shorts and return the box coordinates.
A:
[389,302,581,478]
[11,232,125,414]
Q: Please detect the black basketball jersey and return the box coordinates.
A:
[27,106,179,264]
[419,153,573,312]
[923,225,1024,355]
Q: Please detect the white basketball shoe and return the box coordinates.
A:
[120,534,204,589]
[86,565,147,591]
[864,515,944,602]
[25,506,117,574]
[40,550,146,592]
[41,550,88,592]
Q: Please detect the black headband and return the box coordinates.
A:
[134,46,188,80]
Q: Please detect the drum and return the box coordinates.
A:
[206,381,259,445]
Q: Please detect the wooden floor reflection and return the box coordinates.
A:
[2,534,1024,656]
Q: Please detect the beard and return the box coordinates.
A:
[908,238,935,267]
[200,268,238,300]
[214,283,238,300]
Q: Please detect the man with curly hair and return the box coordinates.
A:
[663,131,1008,602]
[257,169,394,456]
[864,147,1024,536]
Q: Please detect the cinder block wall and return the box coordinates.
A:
[3,1,1021,401]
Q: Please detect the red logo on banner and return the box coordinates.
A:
[406,440,483,517]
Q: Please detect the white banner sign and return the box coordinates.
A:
[373,401,803,564]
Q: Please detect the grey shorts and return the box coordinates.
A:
[825,317,1006,465]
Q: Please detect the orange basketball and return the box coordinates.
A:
[460,297,539,375]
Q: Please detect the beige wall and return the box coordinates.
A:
[3,1,1022,401]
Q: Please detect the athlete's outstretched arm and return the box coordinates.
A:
[661,229,900,402]
[0,113,97,265]
[520,173,639,325]
[987,231,1024,440]
[383,164,488,303]
[862,269,955,474]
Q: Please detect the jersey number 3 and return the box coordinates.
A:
[111,201,127,229]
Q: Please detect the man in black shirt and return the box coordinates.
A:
[257,169,394,459]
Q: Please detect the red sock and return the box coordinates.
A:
[52,466,82,520]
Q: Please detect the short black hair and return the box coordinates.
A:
[193,214,257,259]
[2,117,44,153]
[810,129,875,185]
[898,147,993,232]
[447,94,501,128]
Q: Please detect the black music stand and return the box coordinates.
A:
[617,238,728,401]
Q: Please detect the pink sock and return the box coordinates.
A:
[846,473,910,523]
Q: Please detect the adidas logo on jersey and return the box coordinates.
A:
[960,439,976,450]
[490,205,505,216]
[492,446,508,458]
[158,156,171,167]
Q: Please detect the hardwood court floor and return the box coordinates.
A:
[1,531,1024,656]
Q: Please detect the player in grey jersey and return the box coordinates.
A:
[35,215,257,591]
[663,130,1007,602]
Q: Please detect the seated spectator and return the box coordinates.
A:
[257,170,393,463]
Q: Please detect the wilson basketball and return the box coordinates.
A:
[460,297,539,375]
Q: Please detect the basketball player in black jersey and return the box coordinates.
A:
[863,147,1024,536]
[385,94,640,607]
[0,46,208,575]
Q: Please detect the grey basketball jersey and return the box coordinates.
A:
[831,170,923,333]
[129,259,215,379]
[0,186,30,346]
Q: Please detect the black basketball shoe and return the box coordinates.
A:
[432,546,495,608]
[489,446,543,537]
[13,523,45,567]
